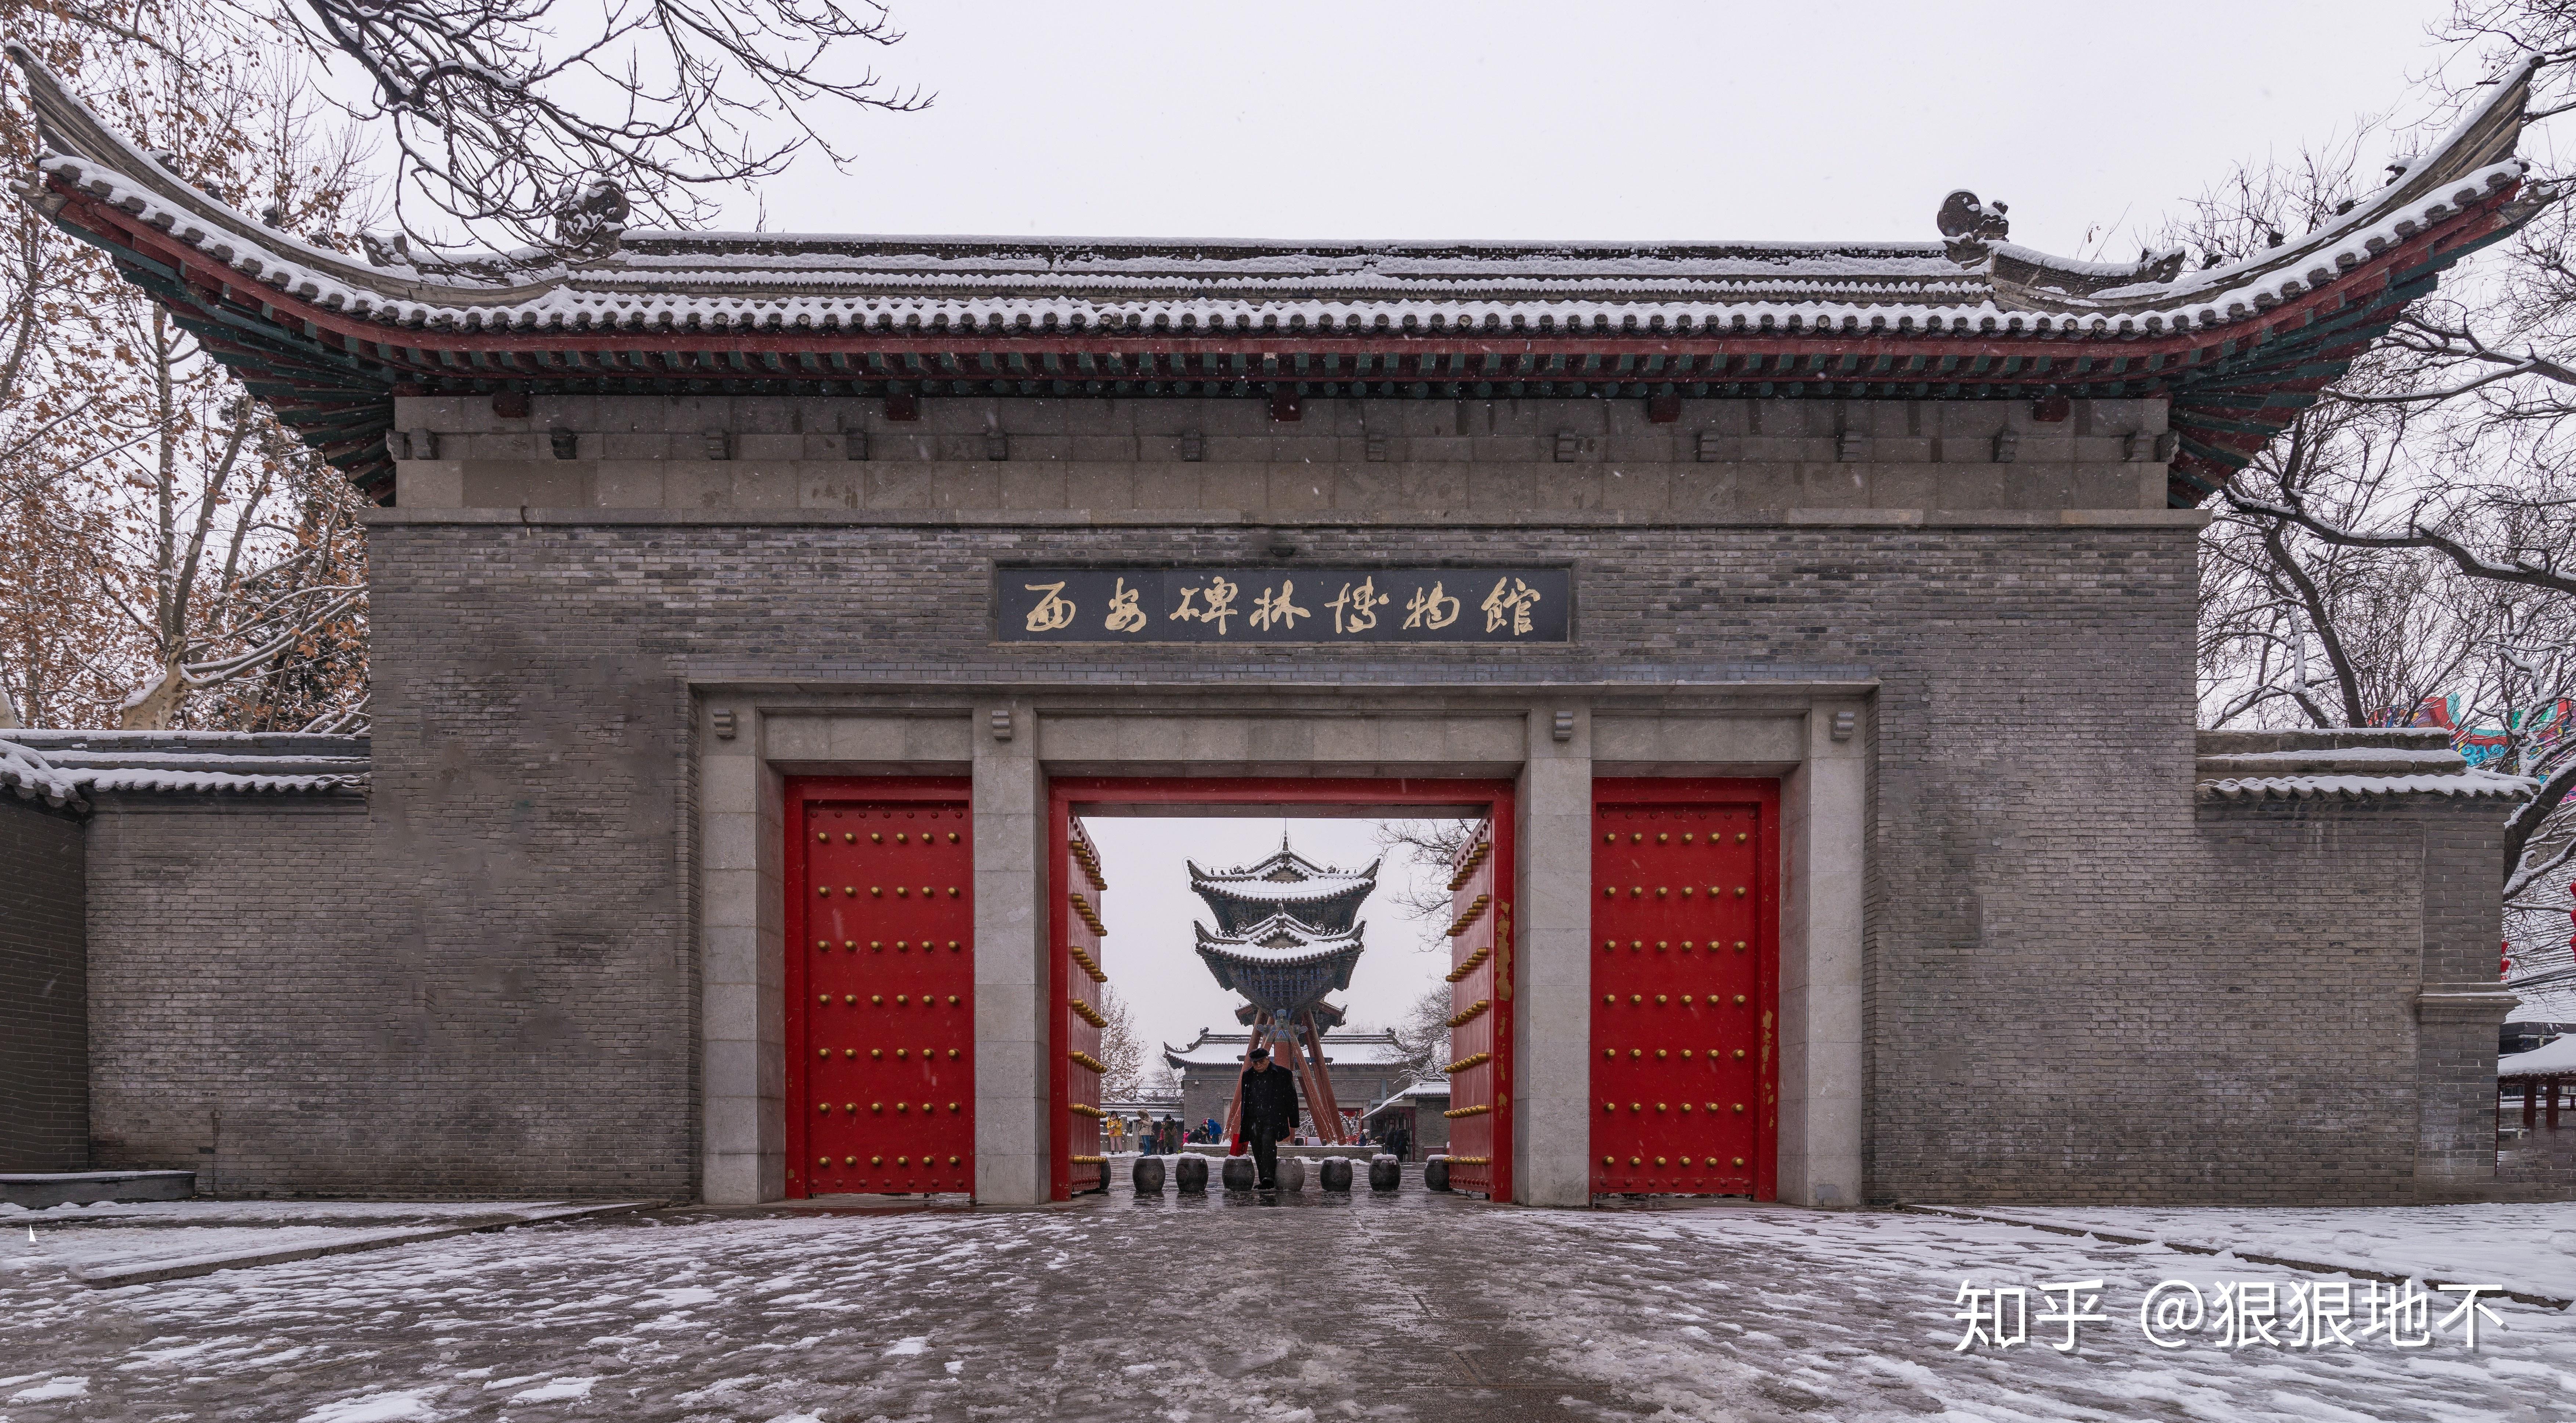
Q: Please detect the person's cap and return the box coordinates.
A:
[1247,1047,1271,1061]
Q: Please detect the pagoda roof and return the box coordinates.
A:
[1193,912,1367,1011]
[12,45,2549,507]
[1187,844,1379,903]
[1194,913,1368,966]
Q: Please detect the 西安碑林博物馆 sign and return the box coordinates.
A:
[996,568,1570,643]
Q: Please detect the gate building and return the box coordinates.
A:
[1,50,2548,1206]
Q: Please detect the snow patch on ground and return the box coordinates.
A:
[4,1376,87,1402]
[295,1389,439,1423]
[506,1375,596,1402]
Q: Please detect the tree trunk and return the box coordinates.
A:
[119,662,184,729]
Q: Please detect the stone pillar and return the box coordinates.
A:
[1515,700,1593,1207]
[699,702,784,1205]
[1778,696,1866,1207]
[973,698,1049,1204]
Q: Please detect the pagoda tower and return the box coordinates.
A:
[1188,837,1378,1145]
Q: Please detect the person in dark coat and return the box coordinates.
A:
[1384,1121,1412,1162]
[1238,1047,1302,1188]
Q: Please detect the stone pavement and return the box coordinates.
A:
[5,1183,2573,1422]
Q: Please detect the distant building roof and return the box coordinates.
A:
[1363,1078,1452,1120]
[2501,1034,2576,1079]
[1162,1028,1410,1070]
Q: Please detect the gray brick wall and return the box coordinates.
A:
[82,794,391,1195]
[361,517,2219,1202]
[0,797,87,1171]
[1877,793,2509,1207]
[75,506,2510,1203]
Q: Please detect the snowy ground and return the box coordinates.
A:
[0,1201,574,1225]
[1942,1203,2576,1305]
[6,1200,621,1284]
[4,1188,2574,1422]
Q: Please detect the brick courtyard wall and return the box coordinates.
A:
[80,793,386,1194]
[0,797,88,1171]
[86,782,701,1198]
[73,390,2506,1203]
[355,513,2234,1201]
[1896,793,2514,1207]
[63,506,2506,1204]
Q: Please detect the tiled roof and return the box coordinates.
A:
[1194,912,1368,967]
[1,739,86,811]
[2196,770,2532,802]
[11,46,2548,508]
[1,730,369,802]
[1162,1029,1408,1069]
[1188,857,1379,904]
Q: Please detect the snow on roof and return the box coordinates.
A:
[0,730,368,801]
[2197,770,2533,803]
[1194,913,1368,967]
[1189,845,1378,897]
[1364,1077,1452,1114]
[11,42,2546,510]
[0,739,86,812]
[31,146,2529,337]
[1162,1029,1409,1069]
[2,34,2532,331]
[2196,747,2470,776]
[2501,1034,2576,1078]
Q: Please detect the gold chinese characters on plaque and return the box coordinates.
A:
[995,567,1571,643]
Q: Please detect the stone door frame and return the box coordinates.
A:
[694,681,1871,1209]
[1048,774,1519,1200]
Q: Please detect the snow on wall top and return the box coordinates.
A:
[0,739,87,812]
[0,730,368,802]
[2195,747,2473,779]
[10,44,2537,334]
[2196,770,2533,802]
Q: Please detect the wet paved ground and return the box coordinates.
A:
[7,1179,2575,1421]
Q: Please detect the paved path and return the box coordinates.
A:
[5,1186,2572,1421]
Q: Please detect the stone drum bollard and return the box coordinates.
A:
[1176,1154,1208,1193]
[1221,1155,1257,1192]
[1369,1155,1402,1192]
[1424,1156,1451,1192]
[1132,1155,1166,1193]
[1278,1157,1306,1193]
[1320,1158,1352,1192]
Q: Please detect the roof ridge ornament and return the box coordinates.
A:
[554,176,629,259]
[1937,189,2010,267]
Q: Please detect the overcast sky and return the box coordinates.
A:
[717,0,2477,254]
[1083,816,1466,1070]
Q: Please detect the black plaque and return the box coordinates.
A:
[995,567,1570,644]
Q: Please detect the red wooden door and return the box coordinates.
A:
[1443,817,1510,1199]
[786,780,974,1198]
[1056,815,1110,1197]
[1590,780,1779,1199]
